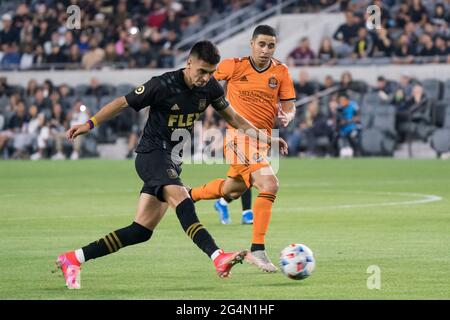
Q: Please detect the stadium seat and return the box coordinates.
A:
[431,100,450,128]
[443,80,450,100]
[361,128,384,155]
[75,84,89,97]
[116,83,134,96]
[430,129,450,154]
[79,95,99,113]
[372,104,397,138]
[422,79,442,101]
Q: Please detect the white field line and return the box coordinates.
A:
[0,191,443,221]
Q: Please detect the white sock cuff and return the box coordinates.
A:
[211,249,223,261]
[242,209,252,215]
[75,249,85,264]
[219,198,228,206]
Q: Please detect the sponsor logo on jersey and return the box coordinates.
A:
[171,104,180,111]
[167,113,201,127]
[198,99,207,111]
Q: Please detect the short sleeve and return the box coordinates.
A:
[279,66,296,102]
[208,77,229,111]
[213,58,235,81]
[125,78,161,112]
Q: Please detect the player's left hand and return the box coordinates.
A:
[277,108,293,127]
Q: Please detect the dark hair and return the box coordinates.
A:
[189,40,220,65]
[338,91,349,99]
[252,25,276,39]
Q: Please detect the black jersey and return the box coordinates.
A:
[125,69,229,153]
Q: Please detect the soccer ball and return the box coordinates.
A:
[279,243,315,280]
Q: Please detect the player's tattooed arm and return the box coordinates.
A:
[66,96,129,142]
[278,100,296,127]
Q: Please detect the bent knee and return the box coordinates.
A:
[259,178,279,194]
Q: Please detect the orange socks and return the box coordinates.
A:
[190,179,226,202]
[252,192,276,245]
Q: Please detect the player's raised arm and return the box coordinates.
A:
[218,104,288,156]
[66,96,128,142]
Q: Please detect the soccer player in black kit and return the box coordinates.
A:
[55,41,288,289]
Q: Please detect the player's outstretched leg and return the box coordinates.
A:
[54,221,153,289]
[166,185,247,277]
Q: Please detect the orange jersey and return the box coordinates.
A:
[214,57,296,133]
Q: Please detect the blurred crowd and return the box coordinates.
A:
[1,71,449,160]
[0,0,264,70]
[288,0,450,66]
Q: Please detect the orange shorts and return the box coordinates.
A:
[224,134,270,188]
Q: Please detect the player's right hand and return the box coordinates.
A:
[271,137,288,156]
[66,123,90,142]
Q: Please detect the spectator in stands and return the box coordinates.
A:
[25,79,38,102]
[352,27,374,59]
[434,36,448,63]
[0,99,28,157]
[322,75,336,91]
[317,37,337,65]
[335,92,361,157]
[130,40,158,68]
[339,71,360,93]
[50,103,69,160]
[1,43,21,70]
[393,34,415,64]
[395,1,411,29]
[82,39,105,70]
[300,99,333,157]
[20,44,35,70]
[418,33,437,60]
[0,14,19,45]
[333,11,359,57]
[33,44,46,69]
[431,3,449,26]
[86,77,109,97]
[33,88,52,115]
[409,0,428,26]
[396,83,430,142]
[67,44,82,69]
[46,44,67,69]
[373,28,393,57]
[295,70,317,98]
[27,104,49,160]
[287,37,316,66]
[67,100,90,160]
[374,76,396,103]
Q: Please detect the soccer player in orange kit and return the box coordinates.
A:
[189,25,297,272]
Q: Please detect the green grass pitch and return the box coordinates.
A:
[0,159,449,299]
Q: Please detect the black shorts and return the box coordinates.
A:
[135,150,183,202]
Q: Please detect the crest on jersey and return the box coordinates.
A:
[268,76,278,89]
[198,99,207,111]
[135,85,145,94]
[167,168,178,179]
